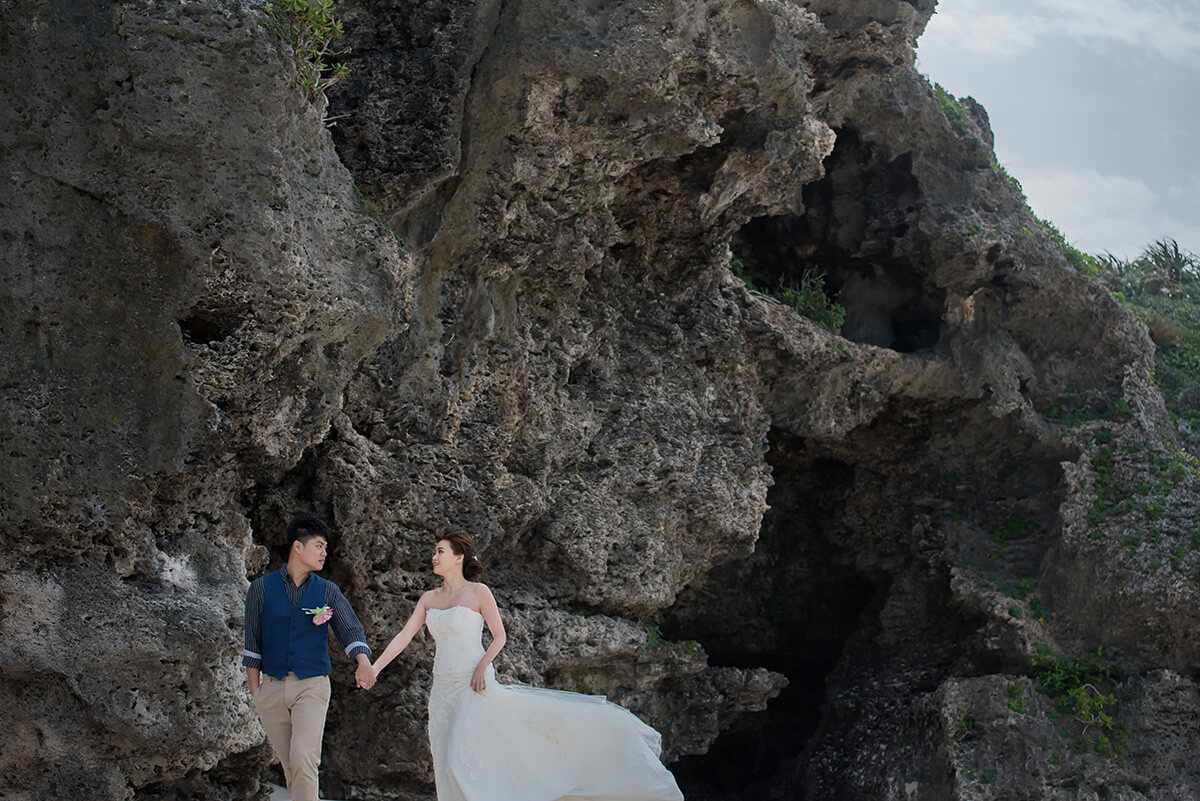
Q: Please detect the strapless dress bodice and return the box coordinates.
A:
[426,605,486,676]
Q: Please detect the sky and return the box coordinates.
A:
[915,0,1200,259]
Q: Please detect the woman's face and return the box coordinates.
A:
[431,539,463,576]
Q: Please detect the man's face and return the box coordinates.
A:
[294,535,328,573]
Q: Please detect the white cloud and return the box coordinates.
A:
[1049,0,1200,67]
[920,7,1043,57]
[922,0,1200,69]
[1016,166,1200,257]
[917,3,1200,260]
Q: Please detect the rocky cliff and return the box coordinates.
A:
[3,1,1198,800]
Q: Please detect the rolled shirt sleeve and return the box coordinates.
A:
[243,579,264,670]
[326,583,371,660]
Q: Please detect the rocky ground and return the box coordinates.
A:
[3,0,1199,799]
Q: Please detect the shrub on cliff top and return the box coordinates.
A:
[1144,238,1200,284]
[1036,216,1098,276]
[1094,239,1200,298]
[933,82,969,134]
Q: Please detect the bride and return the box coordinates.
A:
[369,525,685,801]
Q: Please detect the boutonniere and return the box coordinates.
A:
[303,605,333,625]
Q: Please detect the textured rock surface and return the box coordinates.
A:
[1,0,407,797]
[4,0,1200,800]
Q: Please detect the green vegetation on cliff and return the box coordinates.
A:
[1092,239,1200,422]
[263,0,349,101]
[731,257,847,332]
[989,147,1199,423]
[1031,644,1123,756]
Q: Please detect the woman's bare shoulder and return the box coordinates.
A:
[470,582,497,605]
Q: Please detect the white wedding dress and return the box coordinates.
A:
[425,605,684,801]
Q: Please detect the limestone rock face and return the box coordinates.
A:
[4,0,1199,800]
[2,1,407,797]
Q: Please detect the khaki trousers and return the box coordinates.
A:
[253,672,331,801]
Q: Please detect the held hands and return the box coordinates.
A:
[356,661,377,691]
[470,663,488,693]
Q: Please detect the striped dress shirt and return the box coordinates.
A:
[243,566,371,670]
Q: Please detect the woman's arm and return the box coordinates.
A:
[372,597,428,678]
[471,586,507,692]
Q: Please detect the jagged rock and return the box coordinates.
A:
[3,0,1199,800]
[1,1,407,798]
[929,670,1200,800]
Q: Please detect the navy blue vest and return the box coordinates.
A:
[261,571,333,680]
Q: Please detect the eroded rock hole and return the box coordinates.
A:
[663,440,881,798]
[178,304,246,346]
[731,127,944,352]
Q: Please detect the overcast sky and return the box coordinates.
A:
[916,0,1200,259]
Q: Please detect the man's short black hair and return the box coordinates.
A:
[288,514,331,548]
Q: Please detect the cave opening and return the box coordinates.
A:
[663,436,883,799]
[730,126,944,353]
[664,398,1078,797]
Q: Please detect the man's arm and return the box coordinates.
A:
[326,583,375,689]
[243,580,264,693]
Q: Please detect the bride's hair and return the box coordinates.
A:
[434,524,485,580]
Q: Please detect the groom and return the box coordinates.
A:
[243,514,376,801]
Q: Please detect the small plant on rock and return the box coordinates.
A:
[731,258,847,332]
[1031,644,1122,754]
[264,0,350,102]
[772,270,847,332]
[643,613,661,650]
[1006,682,1028,714]
[1066,685,1116,733]
[1108,398,1133,422]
